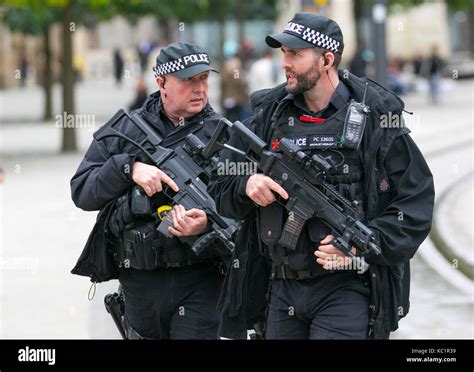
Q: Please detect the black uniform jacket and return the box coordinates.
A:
[70,91,224,282]
[208,72,435,339]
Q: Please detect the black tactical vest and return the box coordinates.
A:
[113,110,223,271]
[260,103,365,275]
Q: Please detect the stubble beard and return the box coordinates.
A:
[285,65,321,95]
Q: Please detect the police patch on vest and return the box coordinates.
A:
[288,136,309,148]
[271,138,281,151]
[379,178,390,193]
[271,134,340,151]
[308,134,339,148]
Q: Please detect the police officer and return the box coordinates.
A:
[208,13,435,339]
[71,42,228,339]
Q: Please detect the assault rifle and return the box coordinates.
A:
[94,109,240,255]
[205,118,381,265]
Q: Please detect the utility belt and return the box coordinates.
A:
[272,264,323,280]
[112,221,210,270]
[272,262,368,281]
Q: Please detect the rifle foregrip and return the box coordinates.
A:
[191,231,218,255]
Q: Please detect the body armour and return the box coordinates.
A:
[260,102,365,276]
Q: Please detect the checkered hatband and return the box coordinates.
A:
[153,58,185,77]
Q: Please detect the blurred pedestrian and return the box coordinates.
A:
[113,49,124,85]
[425,45,445,104]
[137,40,154,74]
[74,55,86,82]
[19,53,28,87]
[128,76,148,111]
[413,53,423,77]
[238,39,256,69]
[220,57,251,121]
[248,50,281,93]
[387,57,406,95]
[349,48,366,77]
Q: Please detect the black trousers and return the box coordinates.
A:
[119,262,223,339]
[265,272,370,339]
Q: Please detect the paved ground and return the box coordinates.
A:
[390,78,473,339]
[0,77,472,339]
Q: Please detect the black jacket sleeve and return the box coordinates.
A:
[207,120,257,220]
[366,133,435,266]
[70,133,137,211]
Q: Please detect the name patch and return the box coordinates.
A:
[271,135,339,150]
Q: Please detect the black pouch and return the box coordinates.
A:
[118,221,160,270]
[259,204,283,247]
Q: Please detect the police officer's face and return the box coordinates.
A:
[158,72,209,119]
[281,46,322,95]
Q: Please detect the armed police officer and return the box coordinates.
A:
[208,13,434,339]
[71,43,229,339]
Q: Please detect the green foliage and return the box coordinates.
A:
[1,0,60,34]
[390,0,474,11]
[1,0,279,35]
[1,0,122,34]
[445,0,474,11]
[389,0,425,8]
[201,0,277,21]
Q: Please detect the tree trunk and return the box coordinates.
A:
[42,25,52,121]
[61,0,76,152]
[353,0,371,51]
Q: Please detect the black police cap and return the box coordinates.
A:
[153,42,219,79]
[266,13,344,54]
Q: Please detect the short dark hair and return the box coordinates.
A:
[313,47,342,70]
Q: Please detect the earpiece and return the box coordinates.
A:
[323,53,330,67]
